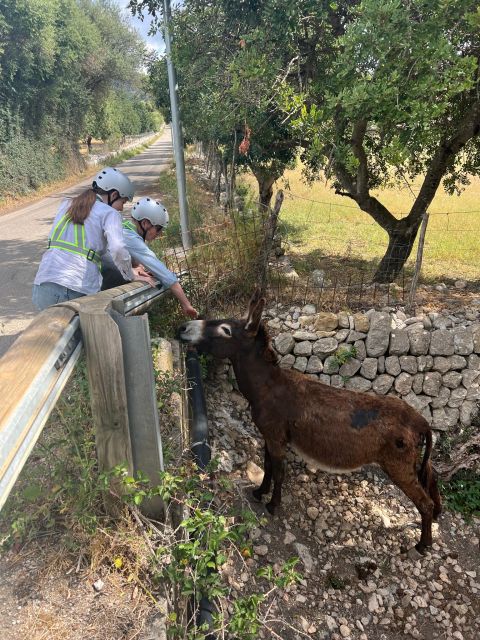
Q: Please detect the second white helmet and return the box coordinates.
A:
[92,167,134,201]
[131,197,169,228]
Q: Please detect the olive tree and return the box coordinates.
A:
[290,0,480,281]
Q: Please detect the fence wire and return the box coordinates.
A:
[161,158,479,313]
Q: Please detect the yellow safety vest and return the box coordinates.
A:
[122,219,137,233]
[48,214,101,268]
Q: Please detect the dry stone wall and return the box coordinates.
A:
[264,304,480,432]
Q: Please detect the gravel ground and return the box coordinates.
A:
[205,372,480,640]
[0,546,152,640]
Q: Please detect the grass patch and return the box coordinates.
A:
[101,132,163,168]
[152,159,266,319]
[0,359,101,549]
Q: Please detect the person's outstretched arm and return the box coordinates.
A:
[169,282,197,318]
[124,230,198,317]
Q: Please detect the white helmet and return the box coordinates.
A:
[92,167,134,201]
[131,197,169,228]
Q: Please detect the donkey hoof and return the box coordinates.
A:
[413,543,428,556]
[400,544,425,558]
[252,488,263,502]
[265,501,276,515]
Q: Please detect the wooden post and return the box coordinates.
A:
[407,212,429,314]
[257,190,284,295]
[79,304,133,514]
[46,283,166,517]
[114,311,165,520]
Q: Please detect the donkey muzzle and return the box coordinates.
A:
[176,320,206,343]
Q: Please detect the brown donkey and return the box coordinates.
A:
[178,290,442,553]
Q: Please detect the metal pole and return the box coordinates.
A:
[113,311,165,520]
[163,0,192,250]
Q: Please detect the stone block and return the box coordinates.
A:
[453,327,474,355]
[429,330,454,356]
[430,386,450,408]
[400,355,418,374]
[293,357,307,373]
[294,341,313,357]
[312,337,338,357]
[409,329,431,355]
[423,371,442,397]
[323,355,339,374]
[279,354,295,369]
[339,358,362,378]
[442,371,463,389]
[395,372,413,395]
[385,356,401,376]
[412,373,424,395]
[389,330,410,356]
[313,312,338,332]
[372,374,394,395]
[275,332,295,355]
[345,377,372,392]
[306,355,323,374]
[360,358,378,380]
[353,313,370,333]
[366,312,391,357]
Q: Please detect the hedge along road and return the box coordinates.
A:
[0,127,174,358]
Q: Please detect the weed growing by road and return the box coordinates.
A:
[0,358,102,549]
[113,461,303,639]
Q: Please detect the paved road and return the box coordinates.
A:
[0,128,174,357]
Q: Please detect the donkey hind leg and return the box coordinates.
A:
[384,462,434,554]
[252,445,272,502]
[417,456,442,521]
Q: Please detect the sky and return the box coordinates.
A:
[119,1,165,54]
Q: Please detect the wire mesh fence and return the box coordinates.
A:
[280,191,480,285]
[161,155,480,314]
[162,204,271,316]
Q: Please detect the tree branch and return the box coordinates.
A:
[409,98,480,223]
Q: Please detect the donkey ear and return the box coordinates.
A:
[244,296,265,335]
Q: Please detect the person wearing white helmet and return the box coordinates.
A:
[33,168,154,310]
[92,166,135,205]
[101,196,198,319]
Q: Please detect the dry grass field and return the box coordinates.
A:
[242,167,480,283]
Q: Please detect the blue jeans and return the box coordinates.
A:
[32,282,85,311]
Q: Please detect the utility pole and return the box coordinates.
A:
[162,0,192,250]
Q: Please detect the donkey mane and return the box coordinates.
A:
[256,322,278,364]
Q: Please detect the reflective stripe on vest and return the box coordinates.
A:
[47,214,101,268]
[122,219,137,233]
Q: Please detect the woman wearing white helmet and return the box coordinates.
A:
[33,167,153,310]
[101,196,197,319]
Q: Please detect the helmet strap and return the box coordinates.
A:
[140,219,149,241]
[108,190,121,206]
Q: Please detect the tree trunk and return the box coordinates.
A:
[373,217,423,283]
[254,173,275,214]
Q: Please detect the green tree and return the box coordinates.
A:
[139,0,480,282]
[136,0,301,210]
[288,0,480,281]
[0,0,160,197]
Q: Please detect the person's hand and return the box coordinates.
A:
[132,266,156,287]
[182,303,198,319]
[133,264,152,279]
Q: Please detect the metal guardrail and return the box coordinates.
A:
[0,282,168,513]
[111,283,168,316]
[0,317,83,511]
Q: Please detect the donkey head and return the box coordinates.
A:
[177,289,266,359]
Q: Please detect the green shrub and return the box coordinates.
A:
[0,133,76,198]
[440,470,480,520]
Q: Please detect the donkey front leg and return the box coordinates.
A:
[252,444,272,502]
[265,443,287,515]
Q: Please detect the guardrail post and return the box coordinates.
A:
[79,304,133,515]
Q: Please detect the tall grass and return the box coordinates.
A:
[153,163,266,317]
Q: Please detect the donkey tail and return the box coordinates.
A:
[417,429,442,519]
[418,430,432,489]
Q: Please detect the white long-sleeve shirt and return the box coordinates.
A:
[122,224,178,288]
[34,198,133,294]
[101,221,179,288]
